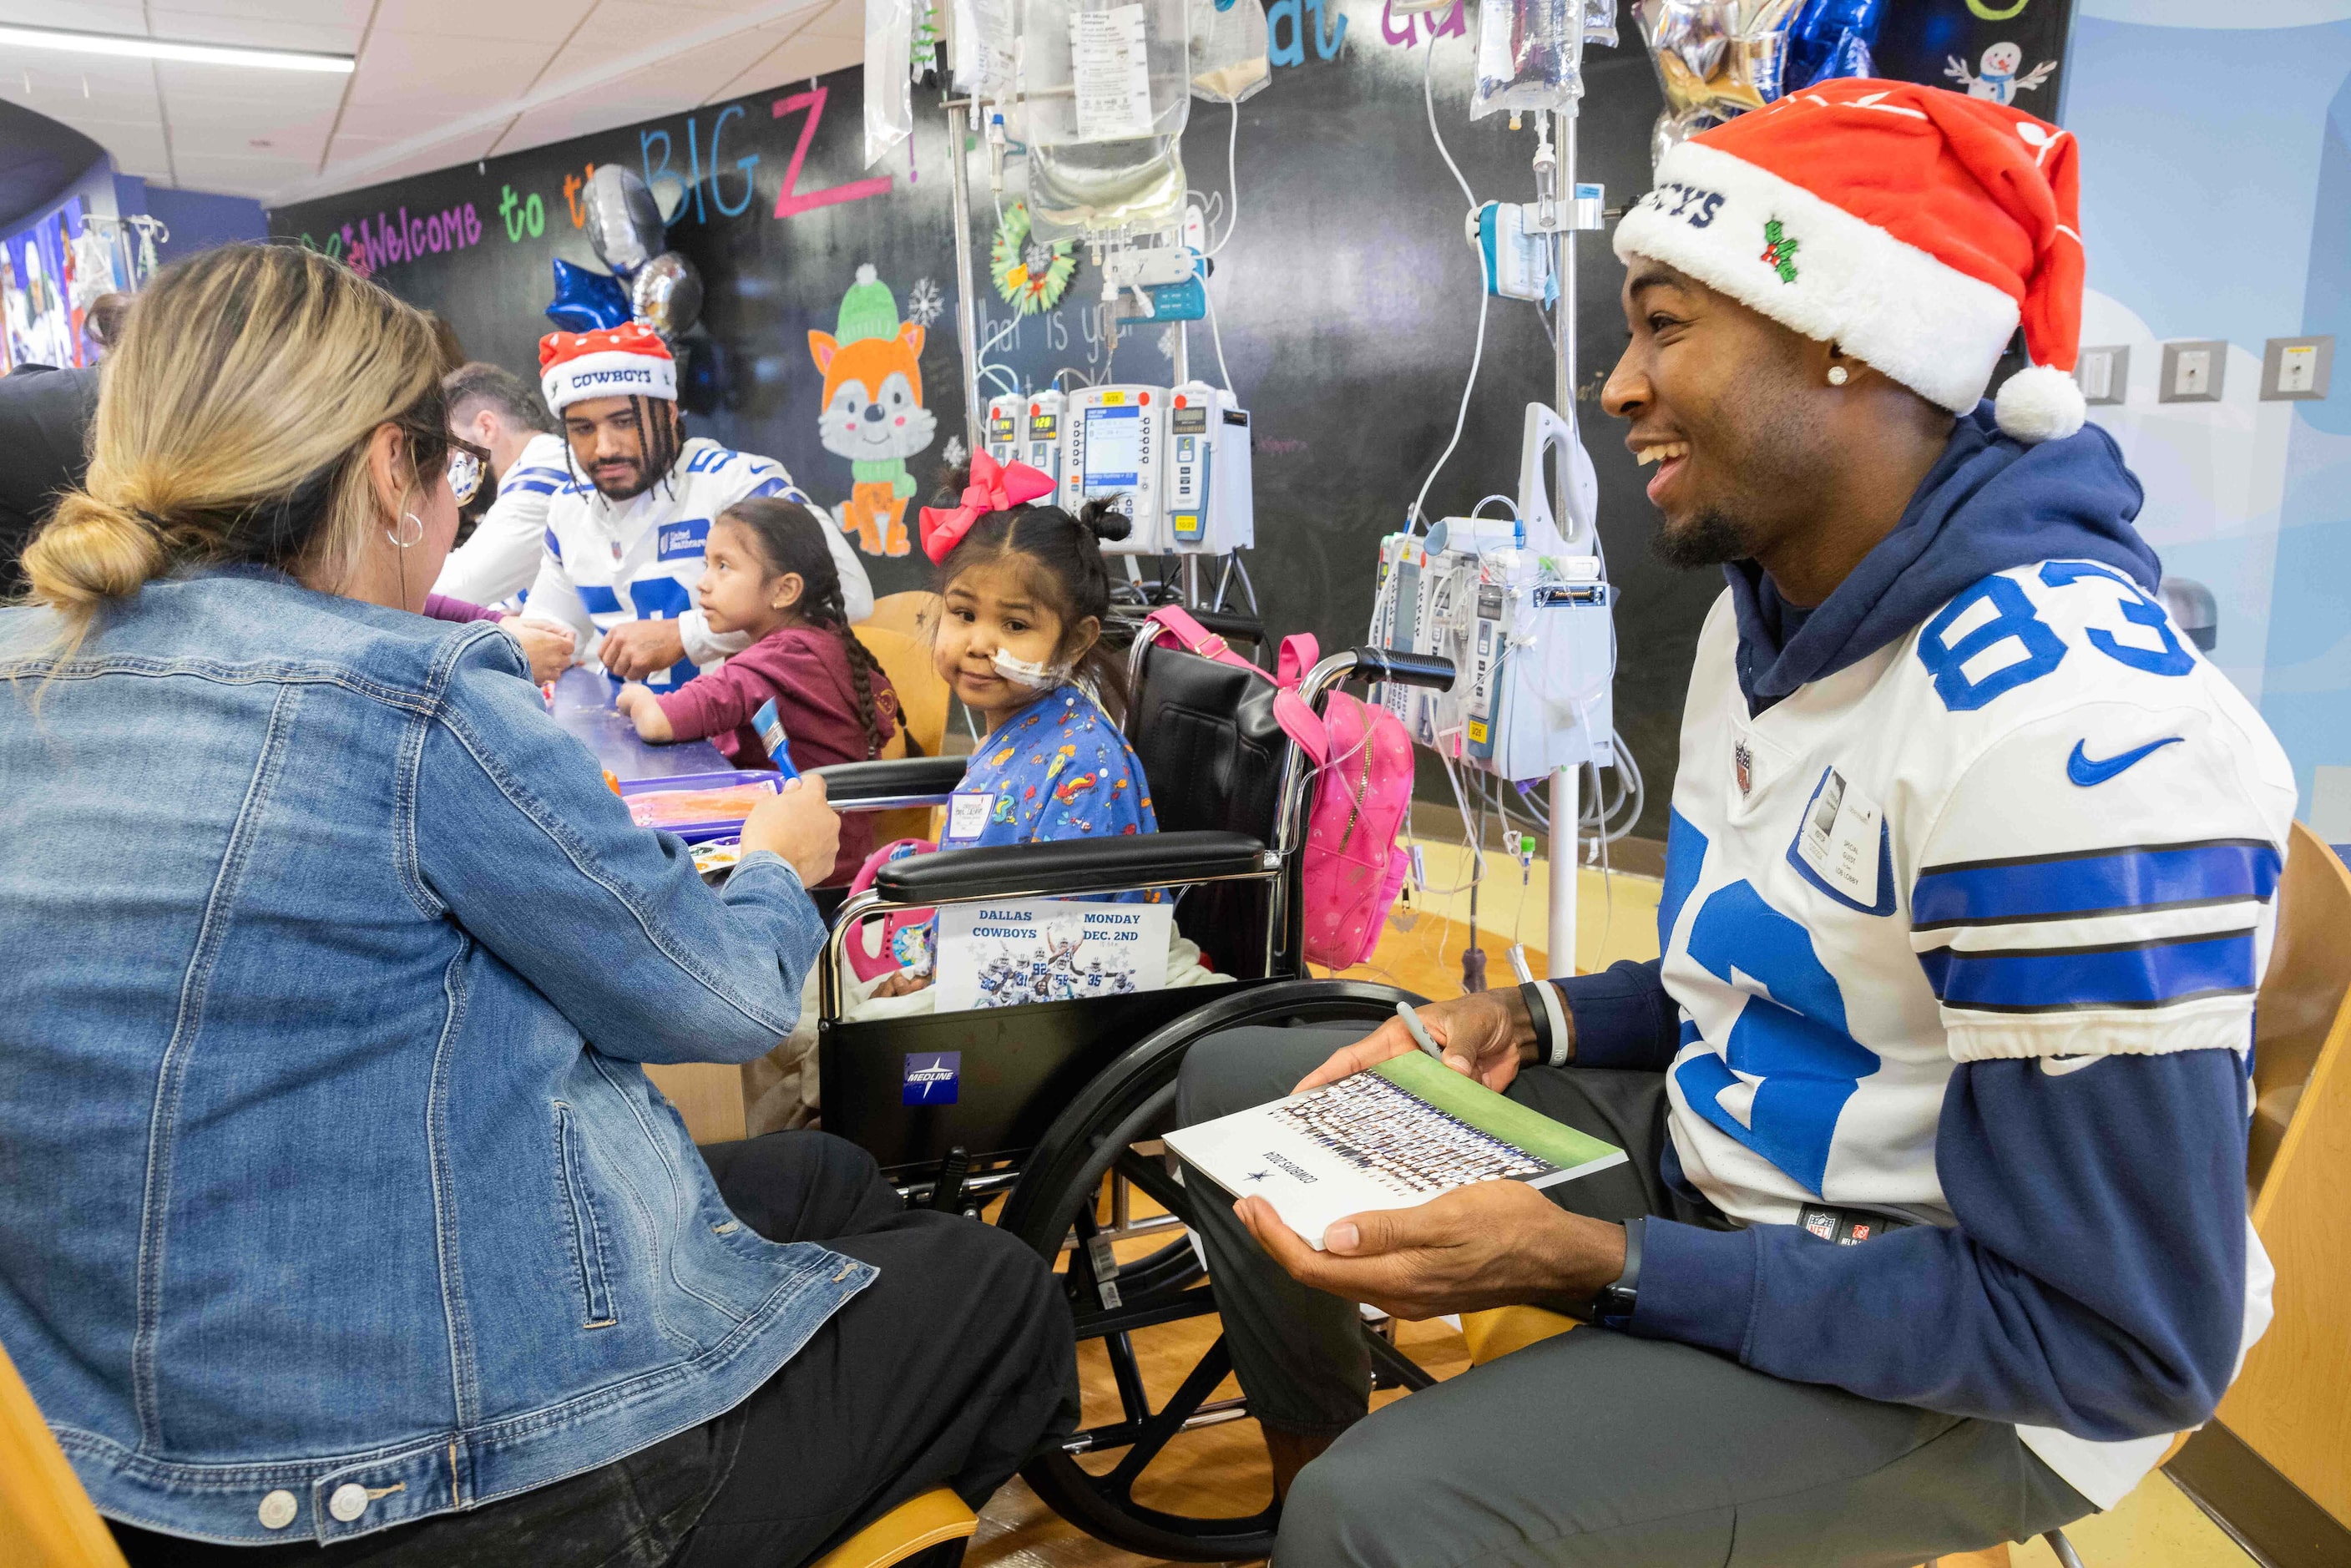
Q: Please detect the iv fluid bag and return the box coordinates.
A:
[1190,0,1269,104]
[866,0,918,166]
[1472,0,1585,121]
[1022,0,1192,235]
[952,0,1017,97]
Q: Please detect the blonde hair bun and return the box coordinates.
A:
[23,498,165,617]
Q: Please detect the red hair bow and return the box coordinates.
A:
[918,452,1057,564]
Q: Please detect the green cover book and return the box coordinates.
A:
[1165,1054,1628,1250]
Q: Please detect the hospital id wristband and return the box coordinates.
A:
[1520,980,1573,1070]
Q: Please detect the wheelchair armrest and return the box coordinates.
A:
[810,756,968,809]
[874,830,1273,903]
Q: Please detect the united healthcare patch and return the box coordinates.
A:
[903,1052,961,1105]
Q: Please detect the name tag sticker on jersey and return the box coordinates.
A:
[948,792,993,842]
[1796,767,1881,903]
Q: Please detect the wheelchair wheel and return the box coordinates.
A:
[997,979,1436,1562]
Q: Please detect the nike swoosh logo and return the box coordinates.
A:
[2067,736,2183,787]
[2040,1054,2103,1077]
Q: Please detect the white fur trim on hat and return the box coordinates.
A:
[1992,362,2086,443]
[1615,140,2019,416]
[541,348,676,413]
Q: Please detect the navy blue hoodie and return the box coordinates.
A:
[1558,406,2253,1459]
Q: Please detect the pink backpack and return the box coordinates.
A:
[1141,609,1415,970]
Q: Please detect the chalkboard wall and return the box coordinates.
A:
[271,1,2072,843]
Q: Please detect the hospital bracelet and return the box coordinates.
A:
[1519,981,1574,1070]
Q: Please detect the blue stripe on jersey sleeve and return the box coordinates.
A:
[747,477,812,503]
[503,478,563,496]
[543,527,561,564]
[1917,928,2257,1012]
[578,584,623,615]
[1912,838,2280,930]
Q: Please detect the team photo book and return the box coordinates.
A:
[1165,1051,1629,1248]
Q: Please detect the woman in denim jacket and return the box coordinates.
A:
[0,245,1074,1565]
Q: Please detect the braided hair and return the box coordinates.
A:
[716,498,897,758]
[928,462,1134,721]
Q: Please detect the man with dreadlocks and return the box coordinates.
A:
[521,323,873,690]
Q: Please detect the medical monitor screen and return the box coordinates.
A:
[1083,406,1143,492]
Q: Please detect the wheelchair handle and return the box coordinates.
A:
[1344,646,1457,690]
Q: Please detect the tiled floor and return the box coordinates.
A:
[963,851,2257,1566]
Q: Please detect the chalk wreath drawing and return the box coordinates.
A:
[809,264,937,558]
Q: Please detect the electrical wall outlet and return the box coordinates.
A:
[2261,335,2333,401]
[2159,340,2227,403]
[2076,345,2128,405]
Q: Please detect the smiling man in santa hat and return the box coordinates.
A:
[1177,81,2294,1565]
[520,323,872,687]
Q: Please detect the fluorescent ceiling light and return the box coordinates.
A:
[0,24,355,73]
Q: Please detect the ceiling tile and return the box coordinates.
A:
[764,31,858,79]
[347,30,556,106]
[0,2,149,32]
[145,9,364,54]
[795,0,863,43]
[158,0,375,29]
[370,0,593,43]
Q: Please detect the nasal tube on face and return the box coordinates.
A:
[992,648,1066,688]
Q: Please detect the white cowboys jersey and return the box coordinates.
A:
[1658,560,2293,1504]
[524,437,874,690]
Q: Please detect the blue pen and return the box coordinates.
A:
[751,699,800,779]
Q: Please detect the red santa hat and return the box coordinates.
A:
[538,321,676,415]
[1615,78,2086,443]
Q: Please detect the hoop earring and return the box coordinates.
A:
[387,511,426,548]
[1826,366,1850,387]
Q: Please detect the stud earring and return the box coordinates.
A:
[1827,366,1850,387]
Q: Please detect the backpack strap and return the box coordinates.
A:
[1143,608,1331,766]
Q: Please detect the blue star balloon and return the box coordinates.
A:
[544,257,632,333]
[1784,0,1882,89]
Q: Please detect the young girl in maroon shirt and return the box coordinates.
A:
[616,498,898,883]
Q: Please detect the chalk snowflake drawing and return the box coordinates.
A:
[907,276,945,328]
[943,434,968,468]
[1157,324,1184,363]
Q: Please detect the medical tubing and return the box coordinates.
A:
[1206,97,1244,257]
[1408,33,1489,533]
[1202,271,1236,392]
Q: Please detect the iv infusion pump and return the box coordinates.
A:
[983,383,1255,557]
[983,390,1066,483]
[1062,385,1168,554]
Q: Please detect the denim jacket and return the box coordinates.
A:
[0,569,872,1545]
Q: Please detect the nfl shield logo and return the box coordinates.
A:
[1734,741,1753,797]
[903,1052,960,1105]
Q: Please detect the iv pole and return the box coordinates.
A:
[1547,99,1579,984]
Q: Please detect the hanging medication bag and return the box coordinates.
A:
[1142,609,1414,969]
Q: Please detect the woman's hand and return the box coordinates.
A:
[613,682,676,743]
[741,774,840,888]
[1293,988,1539,1095]
[503,618,576,685]
[872,969,934,999]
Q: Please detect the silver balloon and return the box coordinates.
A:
[1651,105,1726,180]
[629,251,703,341]
[583,164,666,278]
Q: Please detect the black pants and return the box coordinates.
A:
[1180,1028,2094,1568]
[111,1132,1079,1568]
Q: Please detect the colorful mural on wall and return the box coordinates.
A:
[810,264,937,558]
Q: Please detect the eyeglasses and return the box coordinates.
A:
[446,443,488,508]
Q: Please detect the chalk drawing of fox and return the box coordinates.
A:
[809,264,937,557]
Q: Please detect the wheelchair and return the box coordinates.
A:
[801,616,1456,1561]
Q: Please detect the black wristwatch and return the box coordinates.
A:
[1587,1216,1642,1328]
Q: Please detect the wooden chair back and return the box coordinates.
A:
[860,591,939,646]
[0,1336,128,1568]
[2248,822,2351,1192]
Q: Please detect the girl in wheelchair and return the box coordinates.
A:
[746,456,1231,1132]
